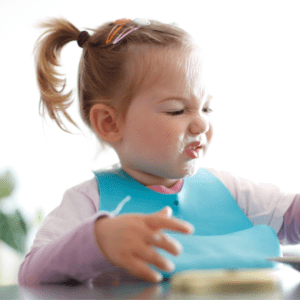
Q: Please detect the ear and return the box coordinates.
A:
[90,103,122,143]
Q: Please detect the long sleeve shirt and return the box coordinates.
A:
[18,167,299,285]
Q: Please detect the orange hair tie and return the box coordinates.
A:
[106,19,131,44]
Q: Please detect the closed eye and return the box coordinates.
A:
[166,110,185,116]
[204,108,213,113]
[166,108,213,115]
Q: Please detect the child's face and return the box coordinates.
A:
[116,48,213,186]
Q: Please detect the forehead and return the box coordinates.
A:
[138,46,205,100]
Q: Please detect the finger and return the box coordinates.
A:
[164,206,172,218]
[146,215,194,234]
[122,255,163,283]
[131,223,181,256]
[135,245,175,273]
[157,206,172,218]
[149,231,183,256]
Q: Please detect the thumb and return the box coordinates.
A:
[146,206,173,230]
[157,206,172,218]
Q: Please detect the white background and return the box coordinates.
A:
[0,0,300,280]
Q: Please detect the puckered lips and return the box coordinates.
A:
[184,141,204,159]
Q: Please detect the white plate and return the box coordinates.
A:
[171,269,280,294]
[267,256,300,271]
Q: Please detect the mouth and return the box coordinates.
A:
[184,141,203,159]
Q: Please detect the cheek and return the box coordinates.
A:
[160,118,183,138]
[125,116,157,145]
[206,123,213,143]
[156,119,183,142]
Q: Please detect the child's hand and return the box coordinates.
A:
[94,206,194,283]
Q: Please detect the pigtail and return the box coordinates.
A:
[33,16,195,147]
[33,17,81,133]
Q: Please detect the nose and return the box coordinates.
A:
[189,113,209,135]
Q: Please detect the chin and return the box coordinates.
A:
[165,167,199,180]
[182,170,198,178]
[181,162,202,178]
[136,160,201,180]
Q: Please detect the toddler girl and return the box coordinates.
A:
[19,17,299,286]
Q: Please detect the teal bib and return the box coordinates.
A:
[93,168,281,278]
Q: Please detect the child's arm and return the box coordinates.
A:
[278,195,300,245]
[18,179,116,285]
[206,168,297,244]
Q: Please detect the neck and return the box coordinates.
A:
[122,166,180,188]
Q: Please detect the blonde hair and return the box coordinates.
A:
[34,17,197,145]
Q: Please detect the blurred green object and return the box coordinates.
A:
[0,170,29,254]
